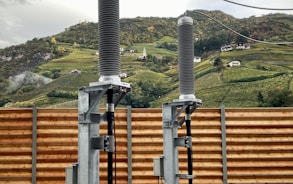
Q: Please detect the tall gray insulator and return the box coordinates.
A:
[177,16,195,100]
[98,0,121,82]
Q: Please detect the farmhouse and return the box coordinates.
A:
[119,72,128,79]
[236,42,251,50]
[120,47,125,55]
[221,45,233,52]
[227,60,241,67]
[69,69,81,74]
[138,47,147,60]
[128,48,137,53]
[0,54,12,62]
[194,56,201,63]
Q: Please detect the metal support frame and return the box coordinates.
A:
[32,106,37,184]
[69,80,130,184]
[66,163,78,184]
[127,106,132,184]
[221,106,228,184]
[160,99,201,184]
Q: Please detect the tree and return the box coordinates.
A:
[264,88,293,107]
[214,57,223,67]
[257,91,264,103]
[194,36,227,56]
[120,92,150,108]
[0,97,11,107]
[236,30,250,43]
[51,36,57,45]
[50,36,57,53]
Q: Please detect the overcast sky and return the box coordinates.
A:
[0,0,292,48]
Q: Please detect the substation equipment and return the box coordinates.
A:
[66,0,131,183]
[153,16,202,184]
[65,0,202,183]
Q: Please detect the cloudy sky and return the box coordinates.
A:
[0,0,292,48]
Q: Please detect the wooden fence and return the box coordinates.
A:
[0,107,293,184]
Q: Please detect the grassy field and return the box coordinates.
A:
[38,48,98,75]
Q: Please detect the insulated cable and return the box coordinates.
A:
[223,0,293,11]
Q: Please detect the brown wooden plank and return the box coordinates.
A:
[0,181,31,184]
[0,109,32,118]
[228,178,293,184]
[0,171,31,177]
[0,176,31,181]
[228,161,293,168]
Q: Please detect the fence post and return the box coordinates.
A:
[32,106,38,184]
[127,106,132,184]
[221,106,228,184]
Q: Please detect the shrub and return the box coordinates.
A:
[47,90,77,99]
[259,88,293,107]
[0,97,11,107]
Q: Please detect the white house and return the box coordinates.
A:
[0,55,12,62]
[194,56,201,63]
[119,73,128,79]
[70,69,81,74]
[227,60,241,67]
[221,45,233,52]
[138,47,147,60]
[120,47,125,55]
[236,42,251,50]
[129,49,136,53]
[236,42,245,50]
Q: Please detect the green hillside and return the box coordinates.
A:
[2,41,292,108]
[0,10,293,108]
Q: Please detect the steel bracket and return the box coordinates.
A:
[175,136,192,148]
[91,135,115,152]
[176,173,195,179]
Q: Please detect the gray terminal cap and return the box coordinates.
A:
[178,16,193,26]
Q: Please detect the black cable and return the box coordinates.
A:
[185,106,193,184]
[223,0,293,11]
[114,111,117,184]
[107,89,114,184]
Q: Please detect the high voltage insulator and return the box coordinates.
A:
[178,16,196,100]
[98,0,121,82]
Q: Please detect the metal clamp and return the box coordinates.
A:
[176,173,195,179]
[91,135,115,152]
[104,135,114,152]
[175,136,192,148]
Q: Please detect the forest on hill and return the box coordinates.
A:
[0,10,292,108]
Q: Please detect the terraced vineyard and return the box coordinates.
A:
[3,41,293,108]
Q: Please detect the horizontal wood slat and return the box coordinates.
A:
[0,107,292,184]
[0,109,33,183]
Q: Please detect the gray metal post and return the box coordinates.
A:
[32,106,37,184]
[66,163,78,184]
[127,106,132,184]
[78,123,99,184]
[78,87,103,184]
[162,103,179,184]
[221,106,228,184]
